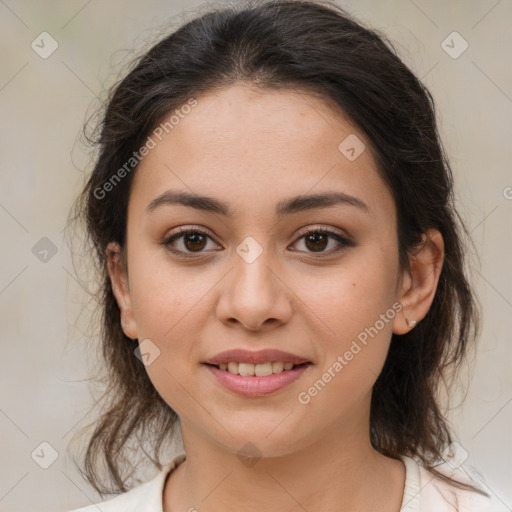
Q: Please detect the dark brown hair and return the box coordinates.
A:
[69,0,484,497]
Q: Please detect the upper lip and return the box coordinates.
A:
[204,349,310,366]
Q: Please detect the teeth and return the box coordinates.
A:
[216,361,301,376]
[238,362,255,376]
[272,361,284,373]
[255,362,273,377]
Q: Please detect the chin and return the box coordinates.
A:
[213,417,309,456]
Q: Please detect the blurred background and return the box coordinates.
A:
[0,0,511,510]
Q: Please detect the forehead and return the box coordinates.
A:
[129,83,395,223]
[154,84,359,162]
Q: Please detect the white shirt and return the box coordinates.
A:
[67,453,508,511]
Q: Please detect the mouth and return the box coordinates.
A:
[204,361,311,377]
[202,348,312,396]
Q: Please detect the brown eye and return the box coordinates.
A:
[304,232,329,252]
[181,232,208,252]
[163,229,218,256]
[292,228,353,255]
[162,227,353,259]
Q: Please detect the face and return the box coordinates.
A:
[108,83,425,457]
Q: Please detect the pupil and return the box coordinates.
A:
[185,233,206,251]
[306,233,327,252]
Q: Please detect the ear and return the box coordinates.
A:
[106,241,138,340]
[393,229,444,335]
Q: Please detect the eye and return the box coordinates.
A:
[291,228,353,255]
[162,228,219,257]
[162,226,353,258]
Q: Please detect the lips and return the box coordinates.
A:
[202,348,312,396]
[205,362,311,396]
[203,348,310,366]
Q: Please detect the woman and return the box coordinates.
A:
[67,1,506,510]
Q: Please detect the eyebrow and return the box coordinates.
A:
[146,189,369,218]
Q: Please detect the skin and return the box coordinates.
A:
[107,83,444,512]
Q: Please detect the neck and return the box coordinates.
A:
[163,419,406,512]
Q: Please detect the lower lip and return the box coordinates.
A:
[204,363,311,397]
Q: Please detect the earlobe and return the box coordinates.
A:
[106,241,138,340]
[392,229,444,336]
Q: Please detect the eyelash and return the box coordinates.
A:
[162,226,354,259]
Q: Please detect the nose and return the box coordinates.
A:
[215,244,293,332]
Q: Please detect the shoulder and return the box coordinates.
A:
[401,454,508,512]
[66,453,186,512]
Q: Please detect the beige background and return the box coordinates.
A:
[0,1,511,510]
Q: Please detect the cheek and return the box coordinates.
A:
[294,275,398,417]
[303,249,399,378]
[310,253,397,331]
[127,242,194,331]
[126,245,220,379]
[125,250,209,411]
